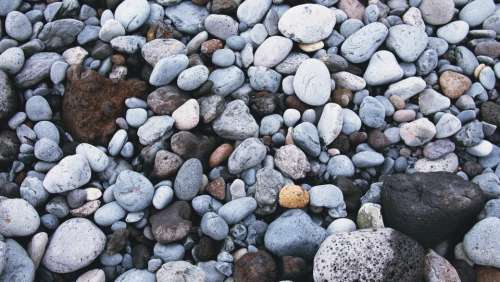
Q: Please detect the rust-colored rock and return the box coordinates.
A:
[281,256,308,281]
[439,71,472,99]
[208,143,233,168]
[206,177,226,200]
[476,266,500,282]
[234,250,278,282]
[147,86,189,115]
[285,95,309,112]
[149,201,192,244]
[338,0,365,20]
[201,39,223,56]
[62,66,147,145]
[279,185,309,208]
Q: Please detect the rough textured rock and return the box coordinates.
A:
[424,250,461,282]
[382,172,485,246]
[63,66,147,145]
[0,71,17,121]
[0,130,20,170]
[313,228,425,281]
[234,250,277,282]
[149,201,192,244]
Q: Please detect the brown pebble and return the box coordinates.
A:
[349,131,367,146]
[278,185,309,208]
[201,39,223,56]
[439,71,472,99]
[280,256,308,281]
[476,266,500,282]
[285,95,309,112]
[389,95,405,110]
[209,143,233,168]
[368,129,390,151]
[195,236,219,261]
[152,150,183,179]
[111,54,126,65]
[206,177,226,200]
[234,250,277,282]
[333,88,352,107]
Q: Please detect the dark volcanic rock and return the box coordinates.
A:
[0,71,17,120]
[147,86,189,115]
[382,172,485,246]
[0,130,20,170]
[234,250,277,282]
[149,201,192,244]
[481,101,500,127]
[170,131,217,162]
[62,66,147,145]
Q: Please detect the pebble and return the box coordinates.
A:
[386,24,428,62]
[341,22,388,63]
[116,269,156,282]
[385,77,426,101]
[275,145,310,179]
[5,11,32,42]
[213,100,258,140]
[218,197,257,225]
[437,21,469,44]
[423,139,456,160]
[38,19,84,50]
[26,95,52,121]
[165,2,208,34]
[114,170,154,212]
[75,143,109,172]
[172,99,199,130]
[309,184,347,217]
[279,185,309,209]
[174,159,203,201]
[352,151,385,168]
[177,65,209,91]
[201,212,229,240]
[278,4,336,43]
[326,218,356,234]
[0,0,21,17]
[254,36,292,68]
[42,218,106,273]
[156,261,205,282]
[466,140,493,157]
[93,201,126,226]
[463,217,500,268]
[0,47,24,74]
[293,59,331,106]
[237,0,271,26]
[114,0,150,32]
[212,48,235,67]
[0,198,40,237]
[317,103,345,145]
[152,186,174,210]
[15,52,62,88]
[43,154,91,193]
[0,239,35,282]
[458,0,495,27]
[418,88,451,115]
[125,108,148,128]
[149,54,189,87]
[264,209,326,258]
[208,66,245,96]
[99,19,125,42]
[363,50,403,86]
[359,96,386,128]
[419,0,455,25]
[204,14,239,40]
[141,39,187,66]
[76,269,105,282]
[137,115,174,145]
[327,155,355,177]
[154,243,185,262]
[400,118,436,146]
[228,137,266,174]
[292,122,321,157]
[313,228,425,281]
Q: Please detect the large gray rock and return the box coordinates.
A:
[313,228,425,281]
[278,4,336,43]
[174,159,203,201]
[386,24,428,62]
[38,19,84,49]
[264,209,327,258]
[113,170,154,212]
[0,198,40,237]
[341,22,388,63]
[294,59,331,106]
[43,154,91,193]
[213,100,259,140]
[228,137,266,174]
[43,218,106,273]
[15,52,62,88]
[0,239,35,282]
[165,2,208,34]
[463,217,500,268]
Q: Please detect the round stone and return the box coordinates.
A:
[279,185,310,209]
[0,198,40,237]
[42,218,106,273]
[254,36,293,68]
[463,217,500,268]
[177,65,209,91]
[0,47,24,74]
[114,0,150,32]
[5,11,32,41]
[113,170,154,212]
[293,59,331,106]
[419,0,455,25]
[43,154,91,193]
[278,4,336,43]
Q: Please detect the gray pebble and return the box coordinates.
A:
[341,22,388,63]
[174,158,203,201]
[208,66,245,96]
[165,1,208,34]
[113,170,154,212]
[34,138,62,162]
[114,0,150,32]
[177,65,209,91]
[93,201,126,226]
[352,151,385,168]
[154,243,185,262]
[212,49,235,67]
[5,11,32,42]
[218,197,257,225]
[0,47,24,74]
[201,212,229,240]
[359,96,385,128]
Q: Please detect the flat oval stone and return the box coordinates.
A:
[254,36,293,68]
[113,170,155,212]
[114,0,150,32]
[0,198,40,237]
[293,59,331,106]
[278,4,336,43]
